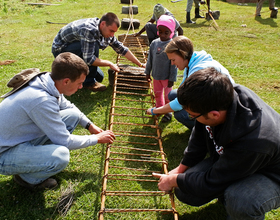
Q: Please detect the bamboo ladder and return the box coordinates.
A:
[98,5,178,219]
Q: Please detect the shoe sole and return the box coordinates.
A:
[13,175,58,191]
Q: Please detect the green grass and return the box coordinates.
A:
[0,0,280,219]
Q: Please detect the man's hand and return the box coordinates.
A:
[109,63,120,72]
[146,107,154,115]
[88,123,104,134]
[141,63,146,68]
[152,173,178,193]
[96,130,115,144]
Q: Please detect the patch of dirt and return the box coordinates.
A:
[0,60,16,65]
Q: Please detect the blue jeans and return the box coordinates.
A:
[175,158,280,220]
[168,89,195,130]
[52,41,104,86]
[0,109,80,185]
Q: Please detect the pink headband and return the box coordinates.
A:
[157,15,176,38]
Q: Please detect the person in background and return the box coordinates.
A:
[52,12,145,92]
[255,0,278,18]
[153,67,280,219]
[145,15,177,123]
[146,36,234,130]
[186,0,205,24]
[0,52,115,190]
[133,3,183,44]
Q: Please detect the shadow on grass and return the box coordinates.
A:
[0,176,56,220]
[177,201,227,220]
[0,170,102,219]
[254,16,278,27]
[163,130,191,168]
[143,200,227,220]
[180,20,212,29]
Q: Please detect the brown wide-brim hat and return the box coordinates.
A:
[1,68,43,98]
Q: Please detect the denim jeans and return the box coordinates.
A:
[52,41,104,86]
[168,89,195,130]
[175,158,280,220]
[0,109,80,184]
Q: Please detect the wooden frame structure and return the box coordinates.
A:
[98,34,178,219]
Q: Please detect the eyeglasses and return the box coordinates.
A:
[188,113,203,120]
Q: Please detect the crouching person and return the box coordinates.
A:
[153,67,280,219]
[0,52,115,190]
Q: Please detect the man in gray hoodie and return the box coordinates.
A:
[0,52,115,190]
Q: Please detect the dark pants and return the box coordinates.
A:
[175,158,280,220]
[168,89,195,130]
[52,41,104,86]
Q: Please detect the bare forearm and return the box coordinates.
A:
[134,19,154,36]
[146,104,173,115]
[177,26,184,36]
[124,50,143,67]
[88,123,103,134]
[92,58,120,72]
[92,57,112,67]
[169,164,188,174]
[137,26,146,35]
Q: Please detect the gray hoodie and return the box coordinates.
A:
[0,72,97,153]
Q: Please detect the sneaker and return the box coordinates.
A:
[13,175,58,190]
[84,82,107,92]
[161,113,172,123]
[269,7,278,11]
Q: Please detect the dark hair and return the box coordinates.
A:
[51,52,89,82]
[100,12,120,28]
[177,67,234,114]
[165,36,193,61]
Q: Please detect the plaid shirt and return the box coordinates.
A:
[52,18,128,65]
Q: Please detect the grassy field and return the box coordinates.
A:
[0,0,280,219]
